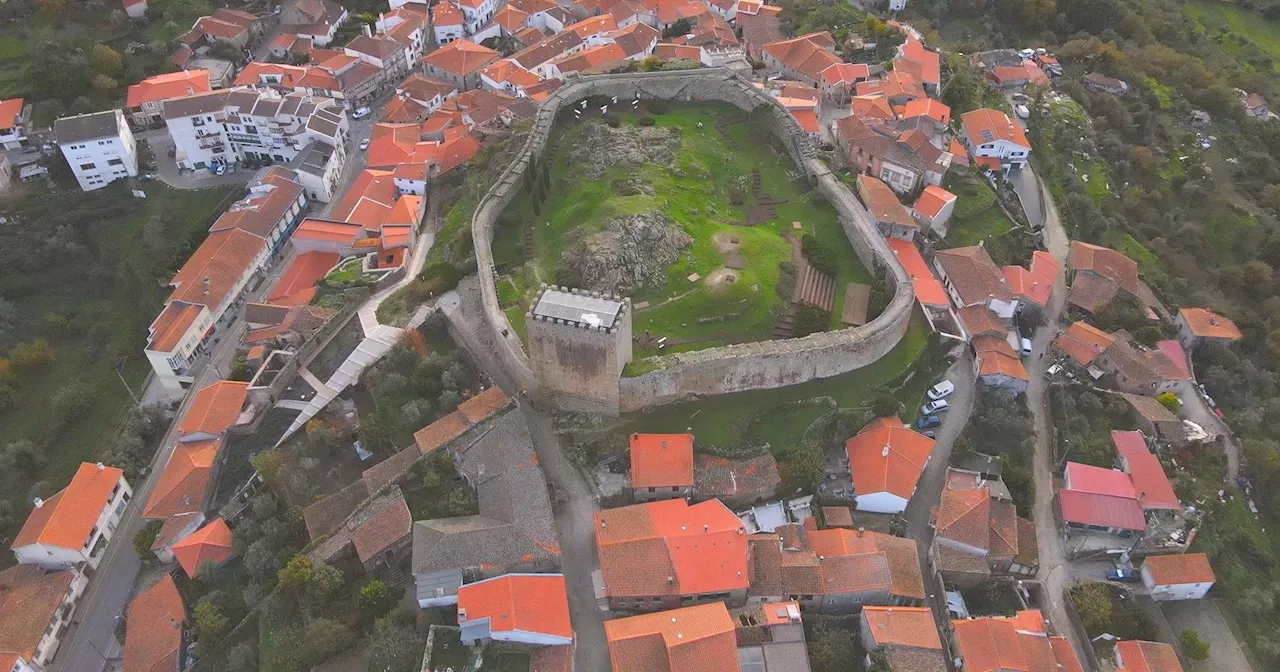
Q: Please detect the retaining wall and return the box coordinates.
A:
[470,68,915,414]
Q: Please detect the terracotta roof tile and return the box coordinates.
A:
[630,433,695,489]
[457,573,572,640]
[178,380,249,439]
[124,575,185,672]
[171,518,233,577]
[974,335,1029,382]
[458,386,510,423]
[1054,321,1115,366]
[885,238,949,307]
[595,499,747,598]
[935,245,1011,305]
[846,416,934,501]
[961,108,1030,151]
[605,602,740,672]
[12,462,124,551]
[167,228,269,311]
[351,495,411,563]
[1141,553,1214,586]
[414,410,471,455]
[143,439,220,520]
[0,565,76,661]
[1178,307,1241,341]
[127,70,212,108]
[862,606,941,649]
[763,32,841,82]
[1115,639,1183,672]
[934,486,991,550]
[424,39,499,77]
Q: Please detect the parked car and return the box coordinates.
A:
[922,431,937,439]
[1020,337,1033,357]
[1012,93,1030,103]
[359,138,370,150]
[138,174,156,182]
[21,145,37,154]
[927,380,955,400]
[1015,104,1031,120]
[916,415,943,429]
[921,399,949,415]
[351,107,371,120]
[1106,568,1141,583]
[1045,363,1063,379]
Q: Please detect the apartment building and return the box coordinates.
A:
[11,463,132,571]
[55,110,138,191]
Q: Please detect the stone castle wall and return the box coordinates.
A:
[469,68,916,414]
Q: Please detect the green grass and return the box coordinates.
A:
[621,308,930,451]
[1143,76,1174,110]
[504,306,528,347]
[1100,230,1162,273]
[1188,2,1280,72]
[1076,160,1110,204]
[943,171,1013,247]
[324,258,364,285]
[500,104,869,355]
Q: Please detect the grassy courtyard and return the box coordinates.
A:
[1187,1,1280,73]
[496,102,871,356]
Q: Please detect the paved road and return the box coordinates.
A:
[1177,380,1239,480]
[441,277,609,672]
[51,248,300,672]
[1014,166,1092,666]
[905,350,976,552]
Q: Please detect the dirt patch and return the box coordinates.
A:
[712,231,741,253]
[706,268,739,292]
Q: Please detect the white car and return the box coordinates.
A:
[1020,337,1033,356]
[927,380,955,400]
[1045,363,1063,379]
[359,138,370,151]
[351,106,371,120]
[921,399,949,415]
[1016,104,1031,120]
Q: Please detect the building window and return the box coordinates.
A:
[79,163,95,170]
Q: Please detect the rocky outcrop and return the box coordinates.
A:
[559,212,692,295]
[571,121,679,178]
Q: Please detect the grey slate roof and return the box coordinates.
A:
[55,110,123,143]
[411,411,559,575]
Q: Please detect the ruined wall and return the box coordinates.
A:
[470,68,915,414]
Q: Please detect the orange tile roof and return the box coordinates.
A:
[493,5,530,31]
[124,575,185,672]
[846,416,934,500]
[414,410,471,454]
[432,0,464,26]
[820,62,869,85]
[1054,321,1116,366]
[552,43,626,75]
[953,616,1038,672]
[293,218,363,245]
[1003,250,1057,307]
[861,606,941,650]
[1049,636,1085,672]
[1178,307,1241,341]
[850,94,895,121]
[789,108,819,133]
[605,602,739,672]
[171,518,233,577]
[233,62,309,88]
[267,251,339,306]
[424,39,499,77]
[143,439,220,520]
[934,486,992,549]
[1115,640,1184,672]
[655,43,700,60]
[961,108,1030,150]
[763,32,840,82]
[0,97,22,125]
[935,245,1011,304]
[148,300,205,353]
[1141,553,1215,586]
[974,334,1029,381]
[913,185,956,220]
[1069,241,1139,295]
[457,573,572,640]
[595,498,747,598]
[457,386,511,424]
[899,37,940,87]
[630,433,695,489]
[12,462,123,551]
[128,70,212,108]
[804,528,925,599]
[168,228,269,310]
[901,97,950,125]
[858,174,916,230]
[481,59,543,89]
[0,564,76,662]
[178,380,248,439]
[567,14,619,37]
[330,168,401,228]
[885,238,949,308]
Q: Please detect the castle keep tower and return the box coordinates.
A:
[526,285,632,415]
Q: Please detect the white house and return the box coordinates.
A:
[55,110,138,191]
[933,245,1018,319]
[11,463,131,571]
[432,2,466,44]
[0,564,90,671]
[456,574,574,646]
[145,169,307,398]
[456,0,500,34]
[162,87,347,173]
[888,0,906,10]
[959,108,1030,173]
[845,417,934,513]
[1141,553,1216,601]
[0,97,29,149]
[123,0,148,18]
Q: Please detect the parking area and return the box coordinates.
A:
[1160,598,1256,672]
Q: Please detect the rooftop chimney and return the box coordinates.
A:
[97,462,105,470]
[33,497,44,508]
[882,444,890,457]
[857,527,865,537]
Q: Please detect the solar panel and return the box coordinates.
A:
[980,129,995,142]
[532,289,623,329]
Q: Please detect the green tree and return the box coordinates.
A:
[1179,628,1210,660]
[303,618,357,667]
[1072,583,1114,634]
[251,450,285,488]
[779,441,824,491]
[307,562,345,604]
[359,579,395,622]
[192,601,230,647]
[805,617,856,672]
[662,18,692,39]
[793,304,831,338]
[871,391,903,418]
[91,44,124,77]
[1155,392,1181,413]
[133,520,161,558]
[277,554,313,591]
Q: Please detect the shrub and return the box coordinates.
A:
[133,520,161,558]
[793,304,831,337]
[800,234,839,277]
[1179,629,1210,661]
[638,116,656,126]
[603,113,620,127]
[646,100,670,115]
[1156,391,1181,413]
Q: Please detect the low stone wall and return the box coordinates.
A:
[470,68,915,413]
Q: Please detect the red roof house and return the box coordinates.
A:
[124,575,185,672]
[605,601,739,672]
[846,416,934,513]
[630,433,695,500]
[457,573,573,646]
[171,518,233,577]
[1112,431,1180,511]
